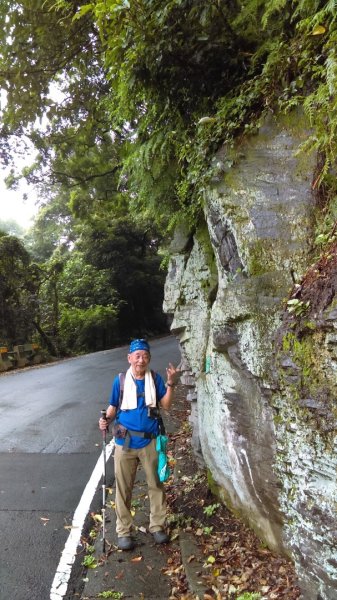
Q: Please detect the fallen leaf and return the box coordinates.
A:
[131,556,143,562]
[187,555,195,563]
[207,555,216,564]
[92,513,103,523]
[115,570,124,580]
[173,564,184,573]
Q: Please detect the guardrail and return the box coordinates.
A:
[0,343,42,372]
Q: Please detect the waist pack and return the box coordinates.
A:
[113,423,128,439]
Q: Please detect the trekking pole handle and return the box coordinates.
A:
[101,410,108,436]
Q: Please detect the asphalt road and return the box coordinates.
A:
[0,336,181,600]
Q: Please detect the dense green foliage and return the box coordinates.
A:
[0,215,166,353]
[85,0,337,210]
[0,232,39,346]
[76,217,167,335]
[2,1,337,224]
[1,0,337,353]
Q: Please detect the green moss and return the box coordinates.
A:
[277,326,337,439]
[281,332,315,377]
[292,337,314,378]
[195,221,219,297]
[206,469,241,517]
[247,239,275,276]
[222,169,241,192]
[273,414,283,426]
[281,332,293,353]
[207,469,221,497]
[195,221,216,265]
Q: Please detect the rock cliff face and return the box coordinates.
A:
[163,113,337,599]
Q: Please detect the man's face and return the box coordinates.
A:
[128,350,151,377]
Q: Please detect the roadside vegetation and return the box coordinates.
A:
[0,220,167,357]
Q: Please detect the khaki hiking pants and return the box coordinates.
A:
[114,439,167,536]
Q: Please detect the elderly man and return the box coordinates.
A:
[99,338,179,551]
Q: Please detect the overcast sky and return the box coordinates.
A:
[0,175,38,229]
[0,86,64,230]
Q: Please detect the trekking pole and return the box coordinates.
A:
[100,409,107,555]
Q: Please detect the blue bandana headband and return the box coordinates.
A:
[129,339,150,353]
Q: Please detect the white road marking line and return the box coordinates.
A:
[50,439,115,600]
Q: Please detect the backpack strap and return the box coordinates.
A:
[118,371,126,411]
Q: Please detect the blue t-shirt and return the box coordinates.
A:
[109,372,167,449]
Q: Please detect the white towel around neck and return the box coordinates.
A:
[120,367,157,410]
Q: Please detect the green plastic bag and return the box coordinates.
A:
[156,434,170,482]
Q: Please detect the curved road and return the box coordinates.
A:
[0,336,180,600]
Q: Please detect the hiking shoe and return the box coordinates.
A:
[117,536,135,551]
[152,530,170,544]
